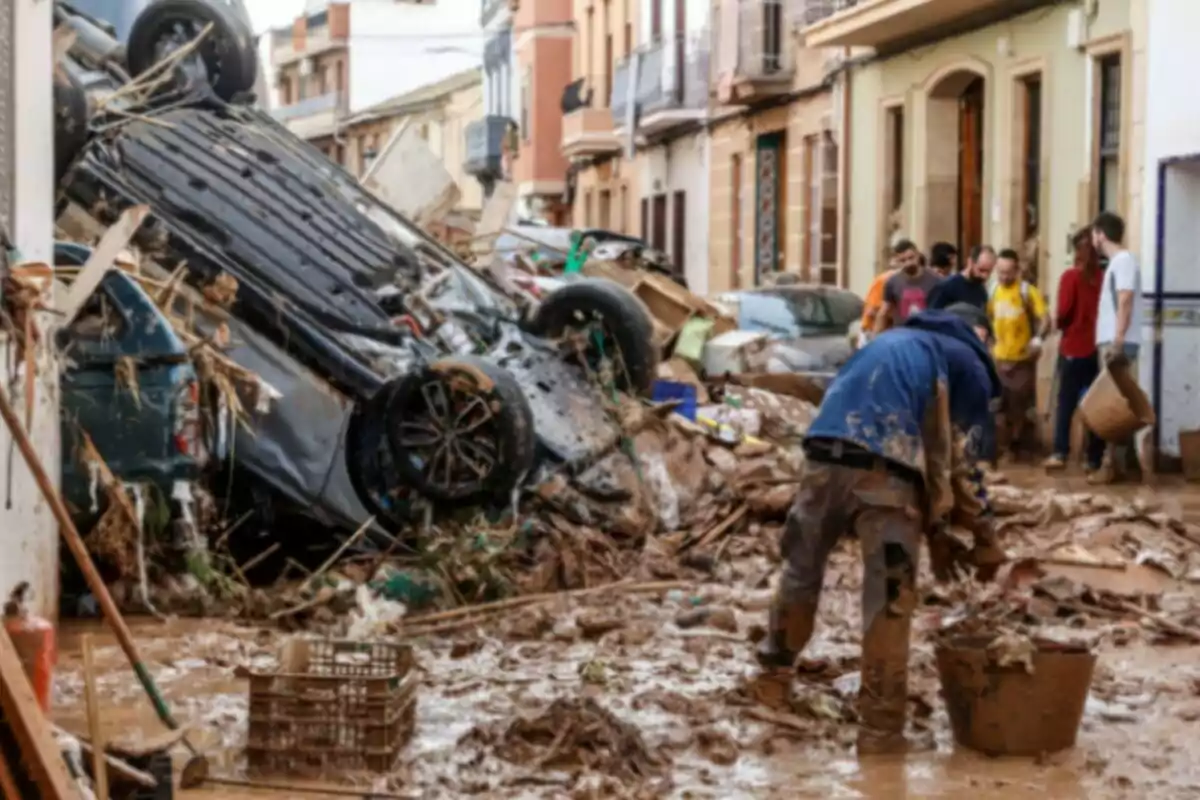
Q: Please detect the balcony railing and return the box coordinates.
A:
[738,0,794,78]
[799,0,1044,49]
[464,115,512,178]
[271,91,344,121]
[612,32,711,130]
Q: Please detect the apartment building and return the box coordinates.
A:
[335,68,486,216]
[464,0,519,199]
[618,0,712,292]
[267,0,481,161]
[705,0,842,293]
[561,0,639,236]
[801,0,1142,299]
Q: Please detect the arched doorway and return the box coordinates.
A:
[924,69,986,257]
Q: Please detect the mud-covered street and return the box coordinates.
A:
[47,471,1200,799]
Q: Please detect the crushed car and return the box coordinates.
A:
[53,0,660,536]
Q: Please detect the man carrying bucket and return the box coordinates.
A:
[750,304,1007,755]
[1089,211,1145,484]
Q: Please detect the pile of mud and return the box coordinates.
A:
[467,696,668,786]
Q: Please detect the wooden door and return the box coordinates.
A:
[652,194,668,250]
[672,190,686,277]
[957,78,985,257]
[731,154,742,288]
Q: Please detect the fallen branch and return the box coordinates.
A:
[680,504,748,553]
[395,579,693,635]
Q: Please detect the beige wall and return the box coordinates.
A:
[442,82,485,212]
[335,81,485,214]
[706,46,836,294]
[845,2,1137,297]
[574,157,639,234]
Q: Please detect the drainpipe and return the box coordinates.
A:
[837,46,853,289]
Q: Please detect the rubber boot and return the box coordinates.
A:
[856,611,925,756]
[750,599,818,710]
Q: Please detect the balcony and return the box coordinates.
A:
[464,116,513,179]
[612,32,711,138]
[800,0,1053,50]
[271,22,347,66]
[271,92,345,139]
[714,0,794,104]
[561,87,621,158]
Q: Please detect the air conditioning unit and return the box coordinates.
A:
[299,57,314,76]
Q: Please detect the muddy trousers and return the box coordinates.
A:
[758,458,922,743]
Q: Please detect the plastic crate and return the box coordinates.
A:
[246,639,418,778]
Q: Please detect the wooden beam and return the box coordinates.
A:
[59,205,149,324]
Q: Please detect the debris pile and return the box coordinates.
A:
[468,695,669,789]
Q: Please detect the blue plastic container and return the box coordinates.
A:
[652,380,698,421]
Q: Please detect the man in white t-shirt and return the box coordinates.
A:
[1090,211,1144,484]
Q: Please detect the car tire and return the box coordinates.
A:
[345,381,412,531]
[385,356,535,503]
[54,67,89,184]
[529,278,659,395]
[126,0,257,102]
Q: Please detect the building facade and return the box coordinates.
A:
[706,0,842,293]
[1137,0,1197,465]
[802,0,1142,300]
[334,69,485,215]
[267,0,482,158]
[2,0,60,617]
[562,0,640,236]
[622,0,712,293]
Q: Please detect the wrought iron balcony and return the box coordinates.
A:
[271,91,344,121]
[612,32,711,136]
[800,0,1052,50]
[464,115,512,178]
[713,0,794,103]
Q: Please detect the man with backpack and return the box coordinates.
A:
[988,248,1050,460]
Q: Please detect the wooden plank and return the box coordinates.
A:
[59,205,149,324]
[82,635,109,800]
[0,628,80,799]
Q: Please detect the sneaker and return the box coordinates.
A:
[1042,454,1066,471]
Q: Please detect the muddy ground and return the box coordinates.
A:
[51,470,1200,799]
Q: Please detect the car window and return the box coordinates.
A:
[736,291,836,337]
[822,290,865,328]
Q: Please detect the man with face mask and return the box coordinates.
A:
[750,303,1005,755]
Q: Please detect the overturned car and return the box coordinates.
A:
[54,1,659,536]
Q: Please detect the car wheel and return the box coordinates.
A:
[345,381,412,531]
[385,356,536,503]
[54,67,89,184]
[529,278,659,395]
[126,0,257,102]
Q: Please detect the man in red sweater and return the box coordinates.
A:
[1044,228,1106,471]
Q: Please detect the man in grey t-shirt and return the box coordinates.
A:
[1090,211,1144,485]
[875,239,942,333]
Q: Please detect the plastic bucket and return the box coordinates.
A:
[935,636,1096,757]
[1079,357,1155,443]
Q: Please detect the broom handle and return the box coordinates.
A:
[0,382,181,730]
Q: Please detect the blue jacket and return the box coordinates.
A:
[806,311,999,476]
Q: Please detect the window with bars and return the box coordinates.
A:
[885,105,904,214]
[1097,54,1121,213]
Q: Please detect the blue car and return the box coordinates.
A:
[54,242,208,536]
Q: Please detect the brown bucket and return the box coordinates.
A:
[1079,356,1155,443]
[935,636,1096,757]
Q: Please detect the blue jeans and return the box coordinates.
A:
[1053,354,1106,469]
